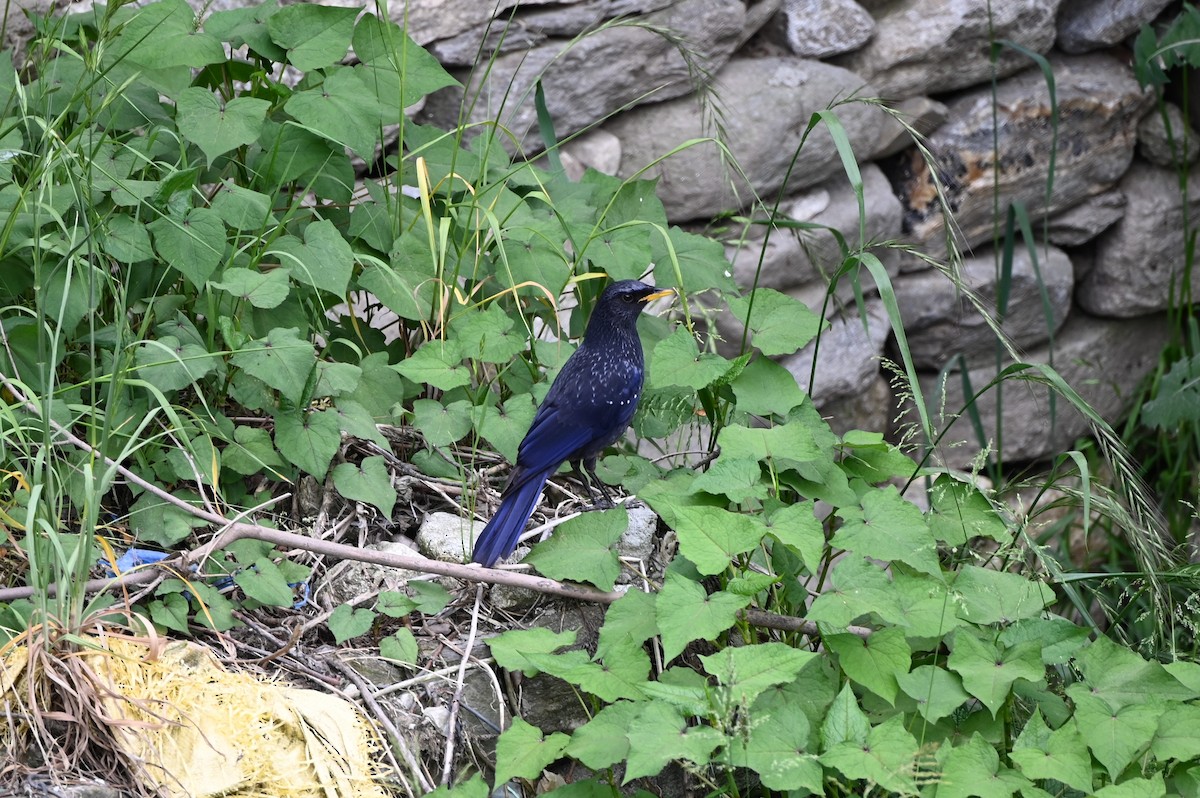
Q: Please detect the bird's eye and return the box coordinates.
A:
[620,293,636,303]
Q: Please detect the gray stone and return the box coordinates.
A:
[319,541,423,608]
[834,0,1063,98]
[897,53,1149,257]
[873,96,949,159]
[1138,103,1200,167]
[781,298,889,405]
[894,241,1074,370]
[739,0,786,48]
[912,312,1169,468]
[617,503,659,580]
[608,56,885,220]
[420,0,745,154]
[763,0,875,58]
[724,163,903,301]
[820,373,893,437]
[427,0,676,66]
[1056,0,1172,54]
[417,511,487,563]
[1046,190,1126,247]
[1076,161,1200,317]
[560,129,622,180]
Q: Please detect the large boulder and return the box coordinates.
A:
[420,0,746,153]
[606,56,885,220]
[911,312,1169,468]
[834,0,1063,98]
[1076,161,1200,317]
[761,0,875,58]
[1056,0,1173,54]
[894,53,1149,257]
[893,241,1074,369]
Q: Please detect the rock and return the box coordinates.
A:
[895,52,1149,257]
[608,56,885,220]
[911,312,1169,468]
[739,0,786,48]
[820,373,893,436]
[1056,0,1173,54]
[781,298,889,405]
[616,504,659,581]
[561,129,622,180]
[318,541,423,608]
[873,96,949,159]
[763,0,875,58]
[1076,161,1200,317]
[1138,102,1200,167]
[1046,190,1126,247]
[384,0,521,45]
[893,241,1074,369]
[724,163,903,303]
[834,0,1063,98]
[427,0,676,66]
[417,511,487,563]
[420,0,745,153]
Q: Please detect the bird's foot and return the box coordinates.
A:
[580,497,616,512]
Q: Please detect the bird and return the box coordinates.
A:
[471,279,673,567]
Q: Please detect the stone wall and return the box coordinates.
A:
[409,0,1188,467]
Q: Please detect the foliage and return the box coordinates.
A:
[0,0,1196,796]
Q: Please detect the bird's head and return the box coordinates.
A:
[590,280,675,329]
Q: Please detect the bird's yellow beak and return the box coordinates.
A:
[641,288,675,303]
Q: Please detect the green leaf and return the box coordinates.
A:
[314,363,363,399]
[332,399,388,447]
[487,628,577,677]
[210,181,275,231]
[689,458,766,503]
[653,504,766,575]
[952,565,1055,625]
[129,491,207,548]
[651,225,738,295]
[328,603,373,643]
[357,257,437,322]
[1092,774,1167,798]
[271,219,355,296]
[935,732,1030,798]
[890,569,965,638]
[223,424,287,477]
[807,556,905,627]
[1142,352,1200,429]
[476,396,537,463]
[699,642,817,707]
[528,636,649,702]
[150,207,226,287]
[525,507,626,590]
[380,628,419,665]
[820,682,869,748]
[655,571,750,661]
[268,3,358,70]
[927,474,1011,545]
[997,617,1089,665]
[134,335,220,392]
[206,1,284,61]
[825,628,910,705]
[1071,635,1197,710]
[648,326,736,390]
[230,327,316,405]
[274,408,340,477]
[494,717,570,786]
[149,594,190,634]
[233,557,294,607]
[1151,704,1200,761]
[565,701,640,769]
[820,714,918,796]
[411,399,473,447]
[331,456,396,516]
[186,582,239,631]
[624,702,723,782]
[176,88,270,163]
[728,709,822,793]
[948,632,1044,717]
[1072,692,1165,781]
[763,501,824,574]
[597,588,658,659]
[1010,710,1094,793]
[830,486,941,576]
[730,356,806,417]
[729,288,823,357]
[716,421,824,469]
[450,304,528,365]
[211,266,290,309]
[351,15,458,110]
[393,340,471,391]
[286,69,383,157]
[114,0,225,69]
[103,215,154,263]
[896,665,970,723]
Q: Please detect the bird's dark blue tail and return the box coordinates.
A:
[471,471,551,567]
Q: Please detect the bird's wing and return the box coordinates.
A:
[513,396,598,475]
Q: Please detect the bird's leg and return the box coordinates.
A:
[569,459,602,506]
[583,457,615,510]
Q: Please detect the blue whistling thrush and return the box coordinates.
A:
[471,280,673,567]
